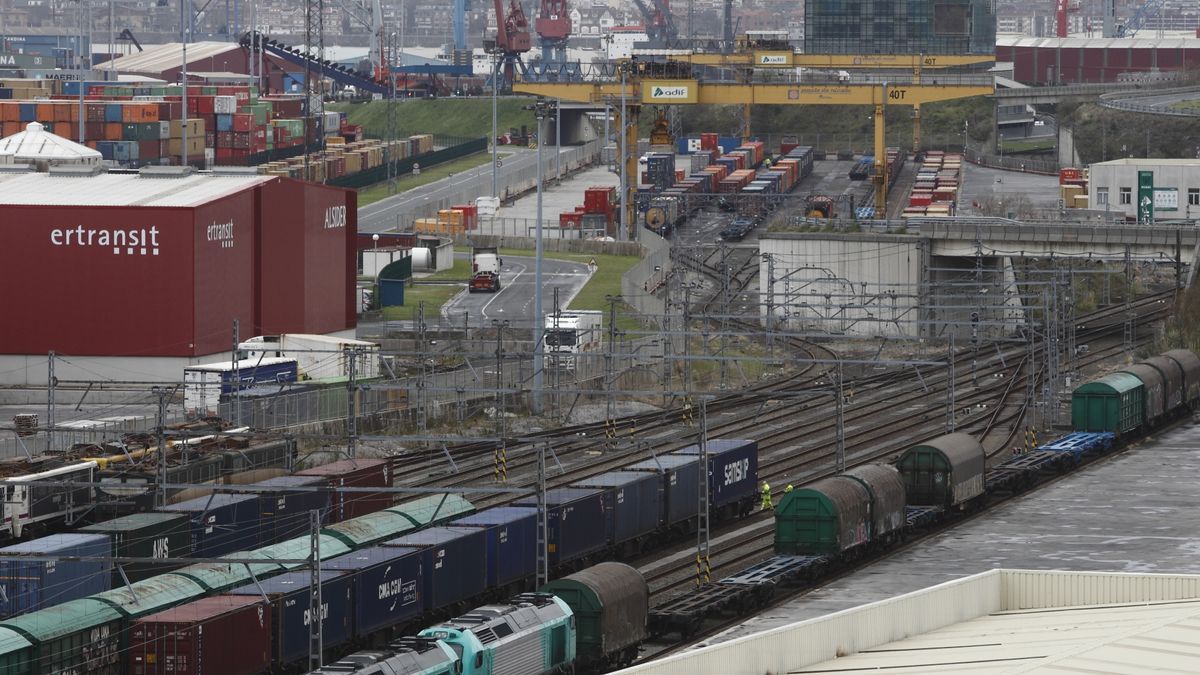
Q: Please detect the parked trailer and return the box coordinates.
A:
[539,562,648,670]
[183,357,298,416]
[896,433,986,509]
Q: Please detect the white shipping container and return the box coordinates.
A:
[213,95,238,114]
[239,334,380,381]
[323,111,342,131]
[362,247,410,277]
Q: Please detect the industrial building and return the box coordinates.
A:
[803,0,996,55]
[0,127,356,386]
[96,42,294,93]
[996,36,1200,85]
[1088,158,1200,221]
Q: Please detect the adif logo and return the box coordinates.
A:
[207,219,235,248]
[651,86,689,99]
[759,54,789,65]
[50,226,160,256]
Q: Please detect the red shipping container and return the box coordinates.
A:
[700,132,718,151]
[296,458,391,522]
[128,596,271,675]
[232,114,253,132]
[560,211,582,228]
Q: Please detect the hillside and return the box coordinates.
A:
[328,98,536,140]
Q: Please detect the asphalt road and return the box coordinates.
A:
[357,146,569,233]
[1103,88,1200,116]
[440,253,592,326]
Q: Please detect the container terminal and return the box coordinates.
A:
[2,0,1200,672]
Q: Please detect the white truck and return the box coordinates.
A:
[237,334,380,381]
[543,310,603,370]
[469,247,502,293]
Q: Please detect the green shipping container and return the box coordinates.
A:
[92,573,206,619]
[896,433,986,508]
[0,627,31,675]
[1072,372,1144,434]
[775,476,870,555]
[80,512,193,586]
[0,599,123,675]
[539,562,647,669]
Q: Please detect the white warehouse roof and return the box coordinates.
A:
[615,569,1200,675]
[0,170,271,207]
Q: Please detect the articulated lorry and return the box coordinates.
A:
[469,247,502,293]
[543,310,603,370]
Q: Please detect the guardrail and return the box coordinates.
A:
[1097,85,1200,118]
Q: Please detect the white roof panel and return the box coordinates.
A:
[96,41,240,75]
[0,171,272,207]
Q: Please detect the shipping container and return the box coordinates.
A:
[183,357,298,416]
[128,595,271,675]
[1120,363,1166,422]
[1165,349,1200,404]
[80,512,192,585]
[896,433,986,508]
[322,546,423,637]
[157,493,262,557]
[1143,355,1184,412]
[513,488,610,565]
[226,570,354,667]
[572,471,661,545]
[671,438,758,514]
[383,526,488,610]
[253,475,330,545]
[539,562,647,670]
[297,458,391,523]
[451,507,538,588]
[775,476,870,555]
[0,598,123,675]
[625,455,699,528]
[841,464,907,540]
[0,534,111,618]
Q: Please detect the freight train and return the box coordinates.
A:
[313,562,648,675]
[650,348,1200,638]
[0,441,757,674]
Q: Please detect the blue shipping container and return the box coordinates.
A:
[572,471,662,545]
[254,475,330,546]
[382,527,488,611]
[215,114,233,132]
[226,570,354,667]
[626,455,700,527]
[0,533,111,618]
[513,488,609,566]
[322,546,422,637]
[673,439,759,509]
[452,507,538,588]
[157,493,262,557]
[104,103,123,122]
[18,103,36,121]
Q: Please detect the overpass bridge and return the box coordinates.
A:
[917,219,1200,262]
[992,79,1181,106]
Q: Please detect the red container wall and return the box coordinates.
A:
[0,205,196,355]
[256,178,356,336]
[128,596,271,675]
[297,458,391,522]
[191,190,257,356]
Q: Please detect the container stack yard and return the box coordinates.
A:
[903,151,963,219]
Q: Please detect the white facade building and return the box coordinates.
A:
[1088,158,1200,221]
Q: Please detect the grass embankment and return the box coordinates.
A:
[355,152,508,206]
[328,98,535,140]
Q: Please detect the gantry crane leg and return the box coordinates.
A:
[613,102,641,240]
[873,98,887,217]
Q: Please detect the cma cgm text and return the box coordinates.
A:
[50,226,160,255]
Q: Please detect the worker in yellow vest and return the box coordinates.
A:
[760,481,773,511]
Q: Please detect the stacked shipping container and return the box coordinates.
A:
[903,151,961,219]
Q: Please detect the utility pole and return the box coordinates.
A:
[232,319,240,426]
[834,362,845,473]
[1123,244,1134,357]
[308,509,323,671]
[416,301,428,434]
[536,443,548,587]
[552,287,561,417]
[695,398,710,587]
[46,351,55,454]
[345,346,358,459]
[154,386,168,508]
[493,320,508,482]
[531,99,556,414]
[945,333,956,433]
[180,0,189,167]
[605,294,620,445]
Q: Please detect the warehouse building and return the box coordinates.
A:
[996,36,1200,85]
[804,0,996,56]
[96,42,295,93]
[0,153,356,386]
[1087,158,1200,221]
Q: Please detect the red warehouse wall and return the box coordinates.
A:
[0,206,196,356]
[191,190,257,356]
[256,178,307,334]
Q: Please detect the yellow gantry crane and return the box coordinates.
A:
[515,53,993,235]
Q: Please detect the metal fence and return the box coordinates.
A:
[1098,86,1200,118]
[330,136,488,190]
[964,141,1058,175]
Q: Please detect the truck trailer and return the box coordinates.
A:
[469,247,502,293]
[237,334,380,381]
[184,357,299,416]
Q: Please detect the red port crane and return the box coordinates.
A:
[492,0,533,87]
[1055,0,1082,37]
